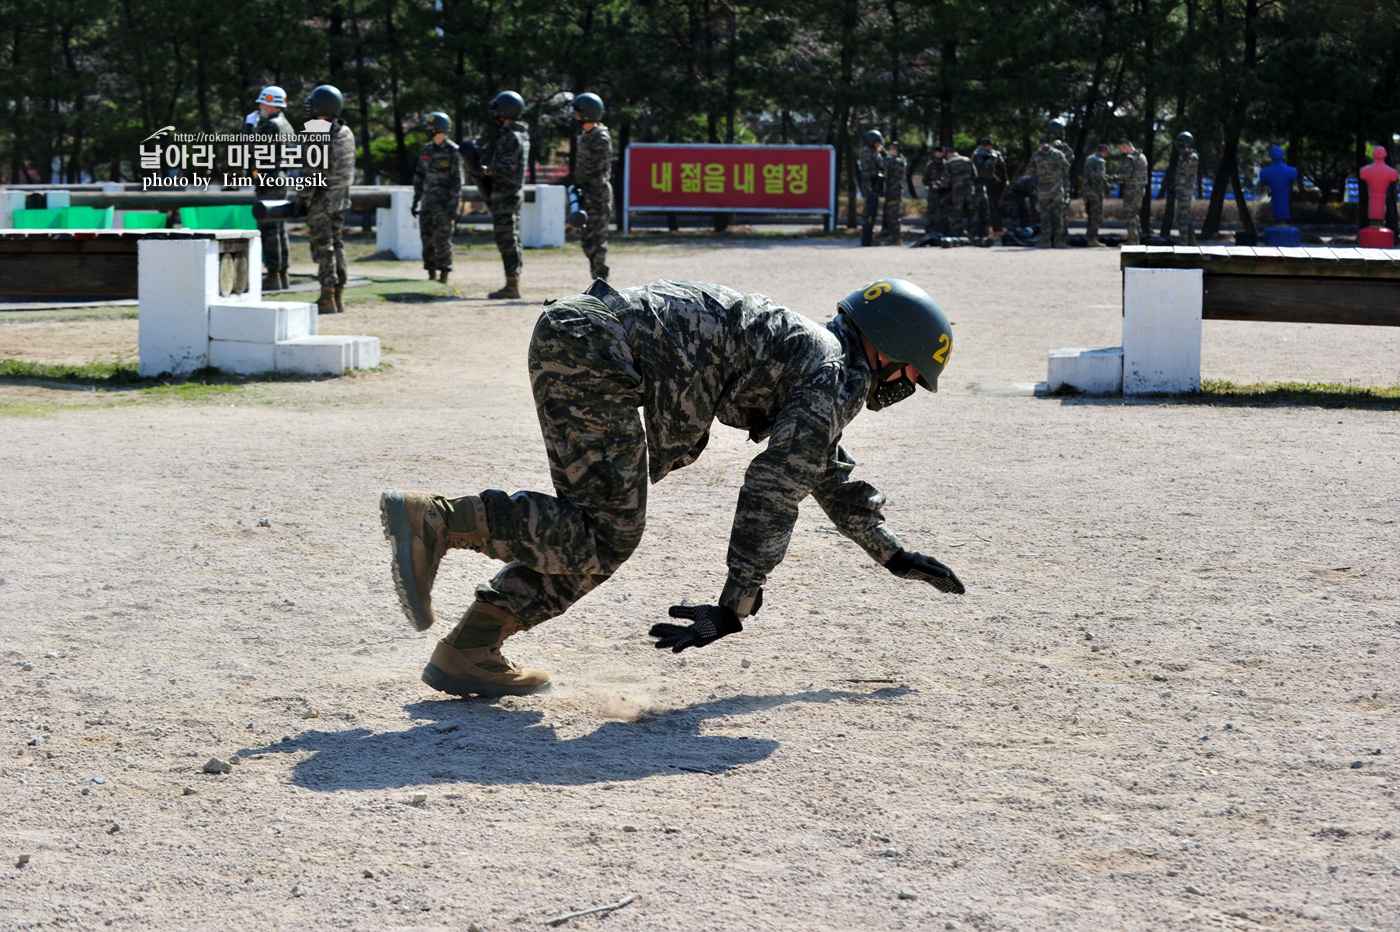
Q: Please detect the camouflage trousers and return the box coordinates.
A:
[948,187,976,236]
[464,296,647,627]
[1039,198,1068,246]
[971,182,992,238]
[861,193,881,226]
[258,219,289,272]
[490,192,523,278]
[1122,187,1145,244]
[582,200,611,279]
[418,205,456,272]
[881,194,903,238]
[925,193,948,234]
[1174,195,1197,245]
[306,194,347,287]
[1084,195,1103,241]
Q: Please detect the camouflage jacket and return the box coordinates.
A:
[413,139,465,210]
[1028,145,1070,199]
[584,279,902,613]
[1174,150,1199,198]
[575,122,612,206]
[488,121,530,204]
[881,154,906,199]
[922,156,946,197]
[253,111,295,194]
[1119,149,1149,190]
[324,121,356,189]
[857,144,883,196]
[943,153,974,193]
[972,147,1006,185]
[1082,153,1109,199]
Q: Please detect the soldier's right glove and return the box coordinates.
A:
[411,200,420,218]
[885,549,966,595]
[649,604,744,653]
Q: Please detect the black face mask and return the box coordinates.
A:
[866,362,917,411]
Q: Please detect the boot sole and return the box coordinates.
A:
[379,490,434,633]
[422,662,553,698]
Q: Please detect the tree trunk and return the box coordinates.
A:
[1139,0,1156,235]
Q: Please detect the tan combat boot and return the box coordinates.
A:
[439,270,450,286]
[263,272,279,291]
[333,285,345,313]
[316,285,336,314]
[423,601,552,698]
[278,269,290,290]
[488,275,521,300]
[379,491,489,632]
[1086,225,1106,246]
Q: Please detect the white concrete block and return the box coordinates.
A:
[346,335,381,369]
[521,184,565,248]
[209,301,316,342]
[209,339,276,375]
[275,335,352,375]
[45,190,72,209]
[138,239,221,376]
[375,187,421,261]
[1047,346,1124,394]
[244,234,263,302]
[0,190,26,228]
[1122,268,1203,395]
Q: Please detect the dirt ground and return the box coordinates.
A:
[2,237,1398,932]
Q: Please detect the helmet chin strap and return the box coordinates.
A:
[866,361,915,411]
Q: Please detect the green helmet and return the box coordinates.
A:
[1175,130,1194,149]
[304,84,343,119]
[838,278,954,396]
[425,111,451,134]
[490,90,525,121]
[572,92,604,122]
[864,129,884,146]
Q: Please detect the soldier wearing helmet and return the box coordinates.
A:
[297,84,356,313]
[380,277,965,699]
[412,112,465,285]
[1171,131,1199,245]
[857,130,886,246]
[253,86,295,291]
[570,92,612,280]
[478,91,530,299]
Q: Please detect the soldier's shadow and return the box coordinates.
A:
[242,685,909,791]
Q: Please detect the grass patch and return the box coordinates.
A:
[0,359,143,384]
[0,305,138,323]
[1196,379,1400,409]
[265,277,458,306]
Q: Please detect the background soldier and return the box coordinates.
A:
[1028,137,1070,247]
[299,84,355,313]
[1171,131,1199,245]
[252,86,295,291]
[880,140,906,245]
[481,91,530,299]
[379,277,964,698]
[971,137,1008,238]
[571,92,612,280]
[1118,138,1149,245]
[1001,174,1038,230]
[857,130,885,247]
[922,145,948,234]
[1081,142,1115,246]
[412,111,465,284]
[942,147,975,236]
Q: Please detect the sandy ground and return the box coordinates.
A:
[1,237,1398,931]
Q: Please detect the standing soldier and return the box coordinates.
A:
[942,147,975,237]
[252,86,295,291]
[412,112,465,284]
[857,130,885,247]
[1171,132,1199,246]
[571,92,612,280]
[379,277,965,698]
[299,84,355,313]
[1028,138,1070,248]
[1118,138,1149,246]
[922,145,948,234]
[971,137,1007,238]
[880,140,907,245]
[1081,142,1115,246]
[482,91,530,299]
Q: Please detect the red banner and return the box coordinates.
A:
[624,144,834,217]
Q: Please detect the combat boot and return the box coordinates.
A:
[333,285,345,313]
[278,269,289,290]
[379,490,489,632]
[427,269,438,281]
[423,601,552,698]
[1086,226,1106,246]
[593,265,610,281]
[263,272,279,291]
[1052,233,1068,249]
[488,275,521,300]
[439,270,450,286]
[316,285,336,314]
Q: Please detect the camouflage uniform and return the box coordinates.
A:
[305,121,356,286]
[413,138,464,275]
[1173,149,1199,246]
[1001,175,1038,230]
[454,279,901,627]
[880,151,906,243]
[254,110,295,276]
[1082,152,1110,244]
[1028,145,1070,247]
[942,152,975,236]
[1052,139,1075,203]
[576,122,613,279]
[922,154,947,233]
[487,121,530,278]
[971,146,1007,237]
[857,143,884,238]
[1119,147,1149,245]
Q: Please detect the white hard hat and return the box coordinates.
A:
[256,86,288,108]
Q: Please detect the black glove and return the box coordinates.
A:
[411,201,420,218]
[649,604,744,653]
[885,548,965,595]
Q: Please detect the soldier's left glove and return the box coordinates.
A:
[411,200,420,218]
[885,549,966,595]
[649,604,744,653]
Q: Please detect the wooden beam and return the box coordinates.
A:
[1202,275,1400,327]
